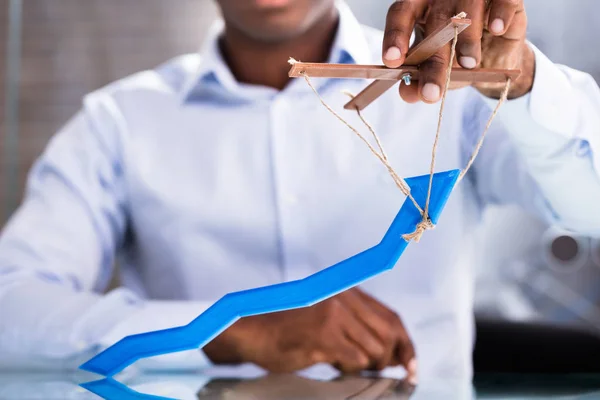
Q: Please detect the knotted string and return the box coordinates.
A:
[413,24,461,242]
[291,16,512,243]
[457,78,511,183]
[296,67,424,215]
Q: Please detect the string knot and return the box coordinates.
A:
[402,219,435,243]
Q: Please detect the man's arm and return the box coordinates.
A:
[465,43,600,237]
[379,0,599,234]
[0,93,212,370]
[0,92,417,376]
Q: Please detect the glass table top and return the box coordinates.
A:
[2,365,600,399]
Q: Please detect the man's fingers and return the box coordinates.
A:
[382,0,429,68]
[352,290,414,370]
[390,320,417,383]
[339,304,387,368]
[395,329,416,368]
[399,82,421,103]
[319,300,370,373]
[333,336,371,374]
[497,5,527,41]
[339,290,397,369]
[354,289,397,320]
[488,0,522,36]
[456,0,485,69]
[418,1,455,103]
[418,52,449,103]
[355,291,417,377]
[336,289,417,376]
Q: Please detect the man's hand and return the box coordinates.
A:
[204,288,417,378]
[382,0,535,103]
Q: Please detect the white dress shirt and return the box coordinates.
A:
[0,2,599,379]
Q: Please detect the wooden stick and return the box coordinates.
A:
[289,17,474,78]
[404,16,472,65]
[344,16,473,111]
[344,80,396,111]
[289,60,520,110]
[289,15,521,110]
[289,63,521,82]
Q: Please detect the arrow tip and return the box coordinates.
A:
[404,169,460,224]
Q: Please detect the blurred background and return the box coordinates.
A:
[1,0,599,331]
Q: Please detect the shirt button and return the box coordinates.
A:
[575,140,590,158]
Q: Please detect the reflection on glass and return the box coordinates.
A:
[81,374,415,400]
[4,370,600,399]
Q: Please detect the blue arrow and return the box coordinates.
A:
[80,378,175,400]
[80,169,460,377]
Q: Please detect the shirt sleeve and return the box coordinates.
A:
[0,92,213,372]
[463,42,600,237]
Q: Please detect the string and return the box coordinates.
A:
[296,68,425,215]
[344,91,389,161]
[457,78,512,183]
[402,25,461,243]
[342,90,419,213]
[291,18,512,242]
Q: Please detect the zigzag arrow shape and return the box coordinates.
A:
[80,170,460,377]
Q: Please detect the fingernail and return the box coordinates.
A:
[490,18,505,34]
[407,358,418,384]
[459,56,477,69]
[384,46,402,61]
[422,83,441,102]
[408,374,418,386]
[408,358,418,375]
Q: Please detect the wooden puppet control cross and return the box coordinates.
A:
[288,14,521,110]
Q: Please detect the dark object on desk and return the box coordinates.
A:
[474,318,600,373]
[474,373,600,397]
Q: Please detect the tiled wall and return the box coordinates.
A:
[1,0,218,223]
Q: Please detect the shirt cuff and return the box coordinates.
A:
[99,298,215,372]
[527,42,580,136]
[479,43,567,147]
[481,42,569,130]
[479,42,599,174]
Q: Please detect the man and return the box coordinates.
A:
[0,0,598,381]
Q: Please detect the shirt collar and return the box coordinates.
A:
[180,0,373,102]
[328,0,373,66]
